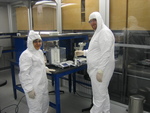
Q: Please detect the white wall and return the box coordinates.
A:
[0,4,15,69]
[11,5,17,32]
[0,4,9,33]
[99,0,110,27]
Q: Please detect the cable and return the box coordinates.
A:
[75,91,91,100]
[74,80,92,99]
[0,95,25,113]
[77,82,91,89]
[15,95,25,113]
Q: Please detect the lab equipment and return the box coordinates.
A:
[74,42,87,66]
[46,47,66,66]
[59,62,69,68]
[44,40,67,66]
[75,50,84,57]
[34,31,59,36]
[74,57,86,66]
[58,60,74,68]
[74,42,86,50]
[43,40,59,51]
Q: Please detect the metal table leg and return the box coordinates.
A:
[11,62,17,99]
[55,76,61,113]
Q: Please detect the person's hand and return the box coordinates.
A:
[46,68,56,74]
[96,70,103,82]
[28,90,36,99]
[75,50,84,57]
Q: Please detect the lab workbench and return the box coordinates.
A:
[10,33,89,113]
[12,33,89,62]
[10,60,87,113]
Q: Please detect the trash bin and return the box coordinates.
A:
[128,95,145,113]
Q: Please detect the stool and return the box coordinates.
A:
[0,47,7,87]
[0,79,7,87]
[0,79,7,112]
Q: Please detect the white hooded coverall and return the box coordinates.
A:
[84,12,115,113]
[19,30,49,113]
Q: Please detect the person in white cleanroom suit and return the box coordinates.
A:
[75,12,115,113]
[19,30,55,113]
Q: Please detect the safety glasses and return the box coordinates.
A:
[33,39,42,43]
[89,19,97,23]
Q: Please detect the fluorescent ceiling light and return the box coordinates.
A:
[35,1,55,5]
[35,1,76,8]
[61,3,76,8]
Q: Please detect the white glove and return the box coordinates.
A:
[28,90,36,99]
[46,68,56,74]
[96,70,103,82]
[75,50,84,57]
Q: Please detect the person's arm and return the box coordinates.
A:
[98,32,113,71]
[83,50,88,56]
[96,31,114,82]
[45,66,55,74]
[43,53,56,73]
[19,54,33,93]
[75,49,88,57]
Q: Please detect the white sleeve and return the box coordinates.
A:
[19,53,33,93]
[97,32,114,71]
[83,50,88,56]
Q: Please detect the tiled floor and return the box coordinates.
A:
[0,69,149,113]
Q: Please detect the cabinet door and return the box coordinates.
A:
[16,6,56,31]
[62,0,81,30]
[62,0,99,30]
[83,0,99,30]
[128,0,150,30]
[33,7,56,30]
[16,7,29,30]
[110,0,127,30]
